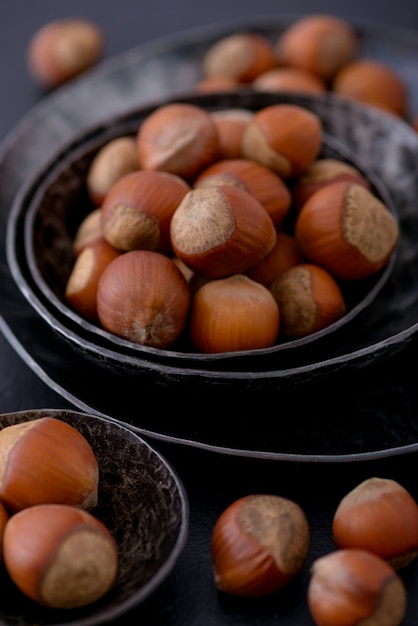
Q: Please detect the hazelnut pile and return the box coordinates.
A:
[212,476,418,626]
[196,14,411,124]
[0,417,118,609]
[65,100,399,354]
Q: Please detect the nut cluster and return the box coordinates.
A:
[0,416,118,609]
[196,14,412,124]
[65,100,398,353]
[211,476,416,626]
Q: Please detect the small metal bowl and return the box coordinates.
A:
[7,91,398,378]
[0,409,189,626]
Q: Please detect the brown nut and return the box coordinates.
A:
[72,208,103,257]
[210,109,254,159]
[308,549,407,626]
[195,76,242,94]
[170,185,277,278]
[65,239,121,321]
[275,14,358,81]
[3,504,118,609]
[292,157,371,211]
[101,169,190,254]
[97,250,190,348]
[247,231,305,287]
[194,157,292,227]
[201,32,278,83]
[86,136,139,206]
[211,494,310,596]
[252,67,327,94]
[332,59,409,118]
[241,104,323,178]
[0,417,99,512]
[27,19,104,88]
[189,274,280,353]
[136,102,220,180]
[295,181,399,280]
[270,263,346,337]
[332,477,418,570]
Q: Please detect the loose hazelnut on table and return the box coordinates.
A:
[308,549,407,626]
[201,32,278,83]
[275,14,358,82]
[27,18,104,88]
[211,494,310,596]
[332,476,418,570]
[241,103,323,178]
[332,59,409,118]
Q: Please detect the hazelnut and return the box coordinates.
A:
[275,14,358,81]
[308,549,407,626]
[212,494,310,596]
[252,67,327,94]
[195,76,242,94]
[332,477,418,570]
[201,32,278,83]
[332,59,408,118]
[86,136,139,206]
[0,417,99,512]
[72,208,103,256]
[3,504,118,608]
[270,263,346,337]
[101,169,190,254]
[189,274,280,353]
[170,185,277,278]
[65,239,121,321]
[295,181,399,280]
[247,231,305,287]
[241,103,323,178]
[96,250,190,348]
[210,109,254,159]
[292,157,371,211]
[194,157,292,227]
[27,19,104,88]
[136,102,220,180]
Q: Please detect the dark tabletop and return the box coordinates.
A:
[1,1,418,624]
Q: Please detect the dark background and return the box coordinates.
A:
[1,1,418,625]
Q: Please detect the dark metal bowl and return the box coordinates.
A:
[7,91,399,378]
[0,409,189,626]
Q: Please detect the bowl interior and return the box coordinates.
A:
[0,409,188,626]
[12,92,399,368]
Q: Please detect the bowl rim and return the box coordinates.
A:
[0,408,190,626]
[8,90,399,367]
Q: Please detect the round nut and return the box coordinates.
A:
[252,67,327,94]
[170,185,277,278]
[27,19,104,88]
[275,14,358,81]
[241,103,323,178]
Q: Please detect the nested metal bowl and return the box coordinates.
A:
[6,91,400,385]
